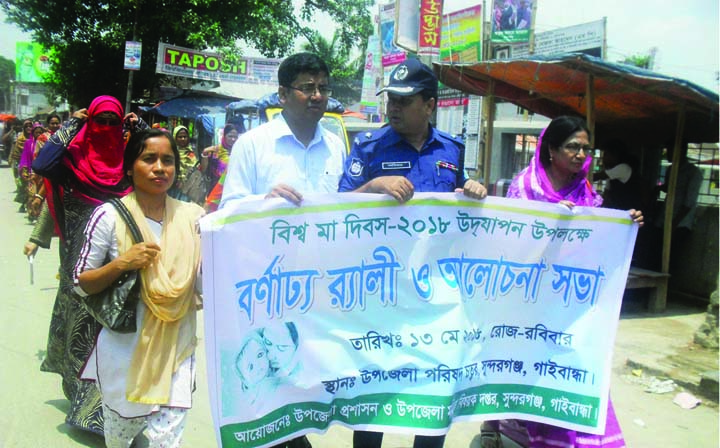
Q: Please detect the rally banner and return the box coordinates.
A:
[200,193,637,447]
[155,42,281,84]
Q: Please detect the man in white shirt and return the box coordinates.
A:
[219,52,346,209]
[218,51,345,448]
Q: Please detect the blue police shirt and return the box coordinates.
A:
[338,125,468,193]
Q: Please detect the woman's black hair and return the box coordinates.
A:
[123,129,181,185]
[285,322,299,348]
[539,115,591,167]
[223,123,241,136]
[46,113,61,124]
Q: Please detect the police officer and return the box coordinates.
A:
[338,58,487,202]
[338,58,486,448]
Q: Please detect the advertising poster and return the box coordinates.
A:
[440,5,483,63]
[491,0,534,43]
[418,0,443,57]
[380,2,407,67]
[513,19,605,58]
[201,193,638,447]
[15,42,51,83]
[124,41,142,71]
[155,42,281,84]
[360,35,383,115]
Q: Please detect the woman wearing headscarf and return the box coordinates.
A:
[10,119,32,185]
[18,123,49,222]
[197,123,241,211]
[481,116,642,448]
[200,122,240,191]
[168,125,196,201]
[31,95,148,435]
[23,115,63,222]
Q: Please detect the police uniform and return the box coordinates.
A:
[345,57,460,448]
[338,124,469,193]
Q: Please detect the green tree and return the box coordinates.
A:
[0,0,374,107]
[619,48,657,70]
[0,55,15,111]
[302,32,366,107]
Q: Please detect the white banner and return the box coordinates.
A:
[513,19,605,58]
[200,193,637,447]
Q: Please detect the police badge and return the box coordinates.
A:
[349,158,364,176]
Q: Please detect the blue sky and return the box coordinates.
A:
[2,1,718,91]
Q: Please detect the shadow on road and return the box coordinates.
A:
[45,398,70,413]
[55,425,105,448]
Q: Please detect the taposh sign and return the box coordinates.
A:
[155,42,281,84]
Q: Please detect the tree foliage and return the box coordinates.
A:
[302,32,365,107]
[618,48,657,70]
[0,0,374,108]
[619,54,652,69]
[0,55,15,111]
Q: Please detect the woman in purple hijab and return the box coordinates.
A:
[481,116,642,448]
[507,115,605,207]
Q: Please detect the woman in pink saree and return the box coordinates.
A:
[482,115,642,448]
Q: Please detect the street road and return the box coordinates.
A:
[0,161,717,447]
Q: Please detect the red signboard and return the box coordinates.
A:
[418,0,443,57]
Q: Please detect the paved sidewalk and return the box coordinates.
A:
[616,298,718,403]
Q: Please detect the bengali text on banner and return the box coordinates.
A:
[199,193,638,447]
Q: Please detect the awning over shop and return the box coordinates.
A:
[146,91,239,119]
[434,53,718,143]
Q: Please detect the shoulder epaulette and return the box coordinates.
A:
[354,126,388,147]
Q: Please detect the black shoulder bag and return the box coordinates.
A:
[78,197,144,333]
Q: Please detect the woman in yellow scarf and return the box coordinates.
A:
[74,129,204,447]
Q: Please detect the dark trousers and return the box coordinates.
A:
[353,430,446,448]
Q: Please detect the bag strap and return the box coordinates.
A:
[108,197,145,244]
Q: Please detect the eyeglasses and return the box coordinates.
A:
[562,143,593,154]
[93,116,121,126]
[285,83,333,97]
